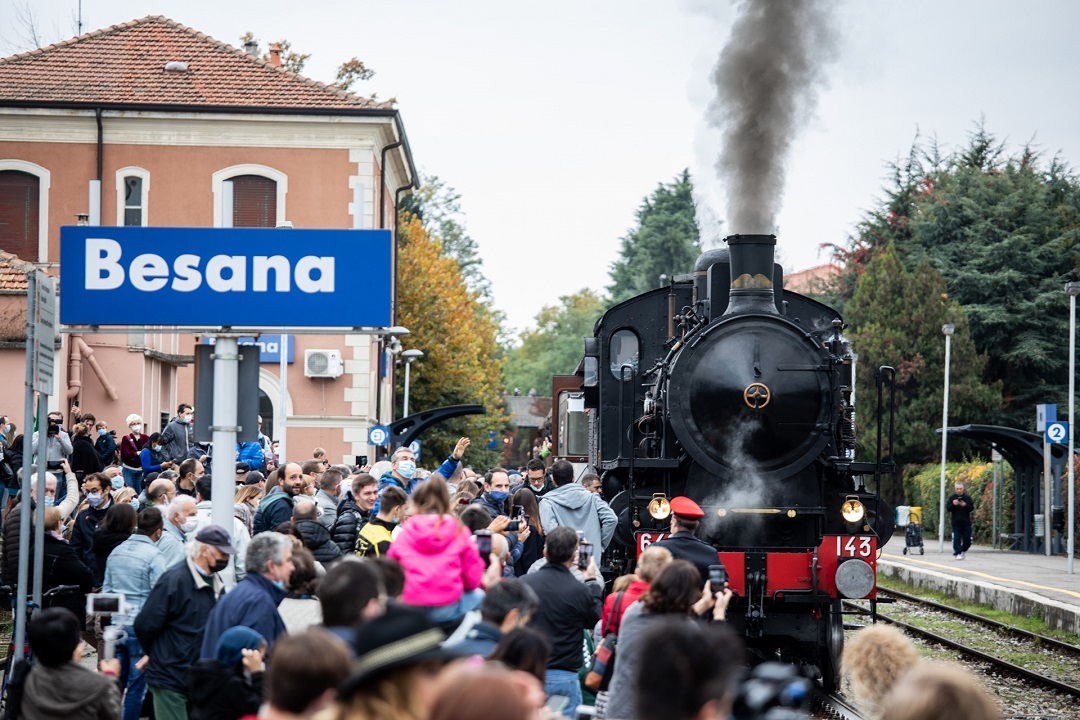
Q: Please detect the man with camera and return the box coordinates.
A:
[31,410,73,473]
[520,526,603,718]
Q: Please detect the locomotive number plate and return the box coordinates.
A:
[836,536,874,558]
[636,532,669,556]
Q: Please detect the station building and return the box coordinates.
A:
[0,16,417,464]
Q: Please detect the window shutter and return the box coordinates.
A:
[0,171,39,260]
[231,175,277,228]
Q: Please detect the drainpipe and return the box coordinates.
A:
[66,336,119,403]
[89,109,102,225]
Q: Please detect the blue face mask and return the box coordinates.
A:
[271,579,286,591]
[111,476,124,490]
[489,490,510,503]
[44,496,56,507]
[396,461,416,479]
[98,428,108,437]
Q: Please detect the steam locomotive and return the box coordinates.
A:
[554,234,895,689]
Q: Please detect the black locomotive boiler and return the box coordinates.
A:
[562,234,896,689]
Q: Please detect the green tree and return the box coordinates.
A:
[503,289,607,395]
[399,175,493,304]
[846,244,1001,500]
[833,126,1080,429]
[608,170,701,303]
[395,212,510,470]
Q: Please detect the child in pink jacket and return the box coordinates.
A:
[388,476,487,623]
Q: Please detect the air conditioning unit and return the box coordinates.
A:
[304,349,343,379]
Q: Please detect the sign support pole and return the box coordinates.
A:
[211,337,239,577]
[1044,439,1052,556]
[13,271,36,663]
[32,394,47,607]
[279,341,288,465]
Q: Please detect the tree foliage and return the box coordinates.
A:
[608,170,701,303]
[503,289,607,396]
[333,58,375,90]
[239,33,385,100]
[395,212,510,469]
[833,126,1080,429]
[399,175,493,304]
[846,244,1001,482]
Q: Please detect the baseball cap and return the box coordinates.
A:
[242,470,265,486]
[235,462,251,474]
[195,524,237,554]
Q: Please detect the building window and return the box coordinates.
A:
[229,175,277,227]
[116,167,150,227]
[0,170,39,260]
[212,165,288,228]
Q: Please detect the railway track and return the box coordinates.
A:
[813,687,863,720]
[844,590,1080,701]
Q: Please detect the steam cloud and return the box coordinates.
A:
[709,0,840,234]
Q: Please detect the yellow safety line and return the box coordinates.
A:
[881,552,1080,601]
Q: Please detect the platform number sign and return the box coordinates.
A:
[1045,421,1068,445]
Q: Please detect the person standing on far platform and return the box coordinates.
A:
[947,481,975,560]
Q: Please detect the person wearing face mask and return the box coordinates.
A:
[120,413,150,491]
[141,432,177,477]
[160,403,194,463]
[134,524,235,720]
[94,421,118,466]
[69,472,114,576]
[199,532,294,660]
[159,495,198,568]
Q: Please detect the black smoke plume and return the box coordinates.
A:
[709,0,839,234]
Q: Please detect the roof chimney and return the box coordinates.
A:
[243,40,258,56]
[268,43,281,67]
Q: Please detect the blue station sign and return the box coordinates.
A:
[60,226,391,327]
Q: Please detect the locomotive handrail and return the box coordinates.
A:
[875,366,897,495]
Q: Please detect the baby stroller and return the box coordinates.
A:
[902,505,924,555]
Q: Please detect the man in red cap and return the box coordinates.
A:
[653,496,720,584]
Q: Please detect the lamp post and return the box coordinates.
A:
[401,349,424,418]
[374,326,409,424]
[938,323,955,554]
[1066,282,1080,573]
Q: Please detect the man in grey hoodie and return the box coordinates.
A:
[538,460,617,551]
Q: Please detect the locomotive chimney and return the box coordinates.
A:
[723,234,778,315]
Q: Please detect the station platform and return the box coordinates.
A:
[876,538,1080,635]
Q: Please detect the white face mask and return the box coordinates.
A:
[131,425,143,434]
[181,516,199,533]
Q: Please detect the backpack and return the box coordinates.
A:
[355,521,393,558]
[585,592,626,692]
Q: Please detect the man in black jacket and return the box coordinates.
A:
[520,526,602,718]
[330,474,378,553]
[253,462,303,533]
[653,496,720,584]
[134,524,235,720]
[292,500,342,564]
[70,472,113,577]
[946,481,976,560]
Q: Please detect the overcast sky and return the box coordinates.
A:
[3,0,1079,335]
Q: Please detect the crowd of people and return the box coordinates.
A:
[0,406,1006,720]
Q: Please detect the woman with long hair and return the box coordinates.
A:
[387,476,487,623]
[234,484,262,535]
[511,488,544,575]
[604,559,732,720]
[92,502,137,582]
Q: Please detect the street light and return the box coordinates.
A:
[938,323,955,554]
[401,349,424,418]
[1066,282,1080,574]
[375,327,410,423]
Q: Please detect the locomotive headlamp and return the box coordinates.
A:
[648,493,671,520]
[841,497,865,523]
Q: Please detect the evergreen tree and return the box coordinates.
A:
[607,170,701,303]
[845,245,1001,497]
[503,289,607,395]
[833,126,1080,429]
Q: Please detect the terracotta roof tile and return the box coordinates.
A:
[785,263,839,295]
[0,16,388,110]
[0,251,33,292]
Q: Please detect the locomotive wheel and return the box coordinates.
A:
[822,600,844,693]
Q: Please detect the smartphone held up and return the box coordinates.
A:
[577,540,594,570]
